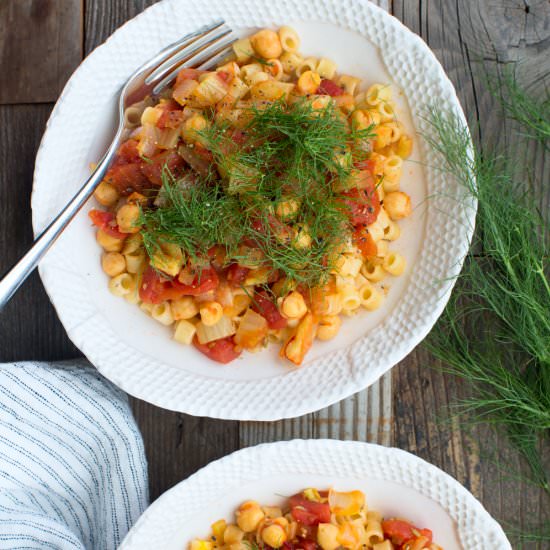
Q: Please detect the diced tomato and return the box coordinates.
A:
[156,100,184,129]
[193,144,214,162]
[173,267,219,296]
[354,158,376,173]
[290,508,318,526]
[251,215,293,245]
[317,79,344,96]
[419,529,433,543]
[216,70,232,83]
[156,109,184,130]
[252,291,287,330]
[88,209,126,239]
[193,335,241,364]
[207,245,227,272]
[226,264,250,286]
[382,519,431,546]
[140,150,186,185]
[139,266,184,304]
[294,540,318,550]
[104,162,151,195]
[352,169,376,190]
[178,144,213,176]
[231,129,247,145]
[175,67,207,87]
[114,139,142,165]
[289,494,331,526]
[340,183,381,226]
[352,225,377,257]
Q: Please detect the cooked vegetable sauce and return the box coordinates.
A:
[90,26,413,366]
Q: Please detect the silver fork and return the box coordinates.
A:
[0,20,235,310]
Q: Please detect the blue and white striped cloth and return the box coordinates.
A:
[0,360,149,549]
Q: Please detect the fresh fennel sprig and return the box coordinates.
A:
[488,66,550,145]
[423,106,550,496]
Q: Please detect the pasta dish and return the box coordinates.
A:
[188,488,442,550]
[89,26,413,365]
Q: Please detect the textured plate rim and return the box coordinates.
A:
[31,0,476,420]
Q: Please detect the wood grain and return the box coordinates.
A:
[0,104,79,360]
[130,400,241,502]
[392,1,550,547]
[0,0,83,104]
[84,0,161,54]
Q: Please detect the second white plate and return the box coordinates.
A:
[119,440,510,550]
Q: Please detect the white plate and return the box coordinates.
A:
[119,440,510,549]
[32,0,475,420]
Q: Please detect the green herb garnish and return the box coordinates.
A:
[139,99,374,287]
[423,106,550,498]
[487,66,550,145]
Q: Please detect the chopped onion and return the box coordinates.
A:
[196,315,235,344]
[234,308,268,350]
[139,123,159,157]
[178,144,211,176]
[328,490,365,516]
[156,127,180,149]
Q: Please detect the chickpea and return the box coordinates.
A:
[250,29,283,59]
[223,524,244,545]
[292,224,312,250]
[383,191,412,220]
[182,114,209,144]
[101,252,126,277]
[199,301,223,326]
[281,291,307,320]
[262,506,283,519]
[280,51,303,74]
[261,524,287,548]
[297,70,321,95]
[236,501,265,532]
[316,315,342,341]
[275,197,300,221]
[96,228,123,252]
[317,523,340,550]
[171,297,199,321]
[395,134,413,159]
[122,232,143,254]
[94,181,119,206]
[185,114,208,132]
[116,203,141,233]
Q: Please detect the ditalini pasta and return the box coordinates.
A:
[89,26,413,366]
[189,488,443,550]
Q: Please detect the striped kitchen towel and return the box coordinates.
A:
[0,360,149,549]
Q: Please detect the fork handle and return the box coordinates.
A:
[0,156,112,310]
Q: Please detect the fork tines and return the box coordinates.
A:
[145,20,236,95]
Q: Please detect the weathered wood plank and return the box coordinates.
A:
[84,0,160,54]
[239,380,391,447]
[130,400,241,502]
[0,104,79,360]
[0,0,83,105]
[392,1,550,547]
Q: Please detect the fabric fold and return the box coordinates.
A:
[0,360,148,549]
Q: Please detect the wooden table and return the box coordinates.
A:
[0,1,548,547]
